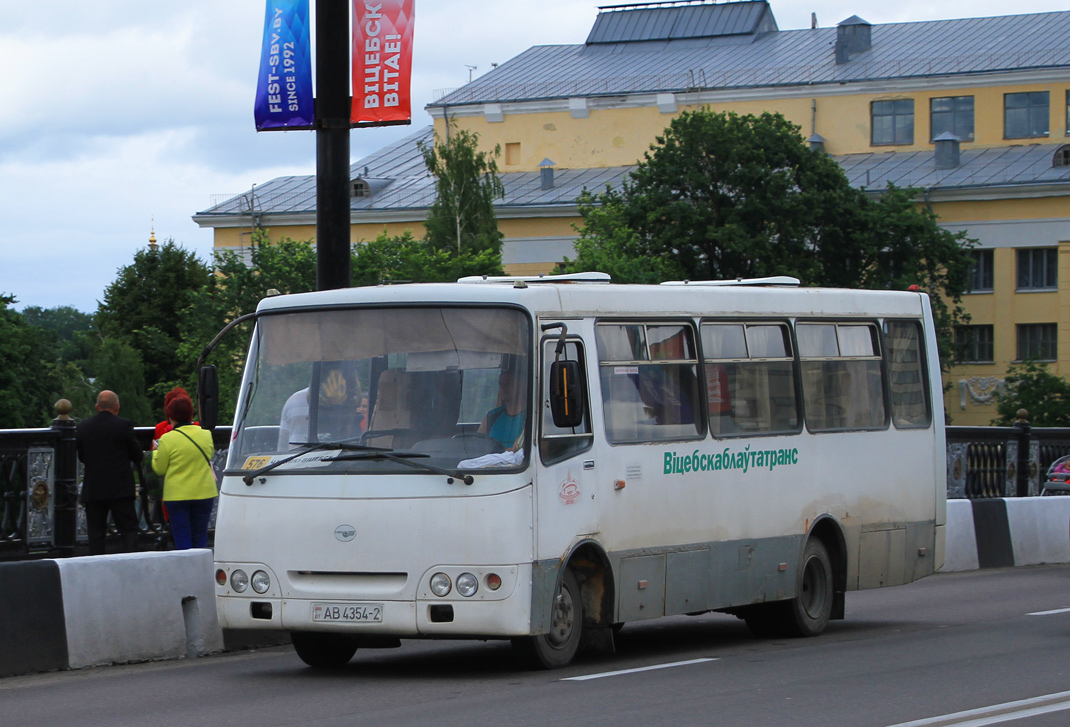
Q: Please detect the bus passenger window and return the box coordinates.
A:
[884,320,931,428]
[701,322,799,437]
[540,340,593,464]
[797,322,886,432]
[596,323,703,444]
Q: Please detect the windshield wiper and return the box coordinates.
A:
[241,437,388,486]
[326,451,475,485]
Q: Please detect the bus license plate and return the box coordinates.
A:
[311,603,383,623]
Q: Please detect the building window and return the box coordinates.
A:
[1005,91,1049,139]
[1017,323,1057,361]
[967,249,994,293]
[1017,248,1057,290]
[505,142,521,166]
[872,99,914,146]
[1066,90,1070,136]
[1055,145,1070,168]
[931,96,974,141]
[954,325,994,363]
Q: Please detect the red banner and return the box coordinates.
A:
[351,0,414,125]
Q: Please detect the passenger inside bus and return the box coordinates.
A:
[478,358,526,451]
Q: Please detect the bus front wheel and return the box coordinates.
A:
[512,568,583,669]
[291,632,359,668]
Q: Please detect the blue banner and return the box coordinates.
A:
[254,0,314,131]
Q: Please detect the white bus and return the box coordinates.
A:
[210,274,946,669]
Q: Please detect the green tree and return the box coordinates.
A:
[19,305,96,418]
[352,230,502,285]
[0,295,65,427]
[95,240,210,408]
[177,232,318,422]
[561,109,974,364]
[993,360,1070,427]
[20,305,93,370]
[420,125,506,257]
[565,190,686,284]
[88,336,151,424]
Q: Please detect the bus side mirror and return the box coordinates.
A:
[549,360,584,429]
[198,364,219,432]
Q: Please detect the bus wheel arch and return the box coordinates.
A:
[512,566,584,668]
[566,540,616,629]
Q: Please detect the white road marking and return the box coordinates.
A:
[561,657,718,681]
[1027,607,1070,616]
[886,689,1070,727]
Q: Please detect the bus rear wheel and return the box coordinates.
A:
[513,568,583,669]
[784,538,833,637]
[291,632,359,668]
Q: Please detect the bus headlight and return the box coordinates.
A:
[251,570,271,594]
[230,569,249,593]
[456,573,478,597]
[430,572,452,597]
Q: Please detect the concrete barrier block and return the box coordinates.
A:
[1005,496,1070,566]
[940,499,979,572]
[0,560,68,676]
[55,549,223,669]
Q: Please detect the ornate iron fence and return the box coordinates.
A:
[947,413,1070,499]
[0,403,230,561]
[3,402,1067,559]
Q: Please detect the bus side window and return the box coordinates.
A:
[797,322,887,432]
[595,323,704,444]
[701,322,800,437]
[883,320,931,428]
[540,339,593,464]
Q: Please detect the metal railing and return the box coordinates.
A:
[947,411,1070,499]
[0,402,231,561]
[2,402,1063,559]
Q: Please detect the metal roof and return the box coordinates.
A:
[195,130,1070,227]
[837,143,1070,192]
[586,1,777,44]
[432,8,1070,106]
[194,126,635,222]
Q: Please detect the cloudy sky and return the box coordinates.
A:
[1,0,1065,313]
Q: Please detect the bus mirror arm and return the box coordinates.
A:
[196,311,258,430]
[541,322,569,359]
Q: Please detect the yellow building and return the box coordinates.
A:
[194,1,1070,425]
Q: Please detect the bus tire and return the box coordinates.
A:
[512,568,583,669]
[784,537,833,637]
[291,632,359,668]
[742,605,779,638]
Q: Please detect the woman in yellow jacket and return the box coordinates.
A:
[151,394,217,550]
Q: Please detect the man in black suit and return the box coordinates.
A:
[76,390,143,555]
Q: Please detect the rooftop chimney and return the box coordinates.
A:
[539,158,556,190]
[835,15,871,64]
[934,132,961,169]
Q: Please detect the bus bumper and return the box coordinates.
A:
[216,564,535,638]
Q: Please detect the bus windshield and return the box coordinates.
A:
[229,306,532,476]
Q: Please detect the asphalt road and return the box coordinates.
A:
[4,565,1070,727]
